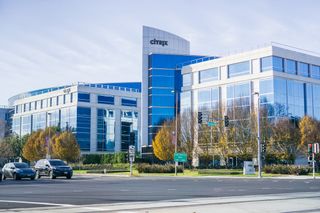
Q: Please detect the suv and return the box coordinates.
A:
[34,159,73,179]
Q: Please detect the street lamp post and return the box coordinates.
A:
[47,112,52,159]
[254,92,262,178]
[172,90,178,176]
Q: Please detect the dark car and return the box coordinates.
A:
[0,170,2,182]
[2,162,36,180]
[34,159,73,179]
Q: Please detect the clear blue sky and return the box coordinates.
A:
[1,0,320,105]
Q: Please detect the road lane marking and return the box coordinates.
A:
[0,200,74,207]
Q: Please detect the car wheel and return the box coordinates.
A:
[2,174,6,180]
[66,175,72,179]
[49,171,56,179]
[13,173,19,180]
[35,171,41,179]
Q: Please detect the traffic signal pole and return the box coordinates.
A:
[313,152,315,180]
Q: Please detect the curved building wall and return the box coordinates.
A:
[142,26,191,147]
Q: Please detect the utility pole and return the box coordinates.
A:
[254,92,262,178]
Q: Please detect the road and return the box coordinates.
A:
[0,175,319,212]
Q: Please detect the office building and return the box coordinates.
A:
[9,82,141,153]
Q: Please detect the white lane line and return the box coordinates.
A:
[0,200,74,207]
[0,200,111,211]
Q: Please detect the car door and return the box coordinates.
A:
[6,163,14,178]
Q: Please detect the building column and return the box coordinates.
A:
[90,107,97,152]
[115,108,121,152]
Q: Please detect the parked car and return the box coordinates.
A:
[2,162,36,180]
[0,169,2,182]
[34,159,73,179]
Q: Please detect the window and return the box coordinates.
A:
[98,95,114,105]
[228,61,250,78]
[121,98,137,107]
[182,73,192,86]
[199,68,219,83]
[285,59,297,74]
[311,65,320,80]
[77,107,91,151]
[78,93,90,102]
[261,56,284,72]
[298,62,309,77]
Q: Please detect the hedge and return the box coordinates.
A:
[136,164,183,173]
[70,163,130,170]
[82,153,128,164]
[263,165,311,175]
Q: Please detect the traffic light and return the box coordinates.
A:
[308,143,313,154]
[261,142,266,153]
[198,112,203,124]
[224,115,229,127]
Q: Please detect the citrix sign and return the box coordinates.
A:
[150,39,168,46]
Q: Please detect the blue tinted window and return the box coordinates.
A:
[228,61,250,78]
[261,56,283,72]
[150,69,175,77]
[182,73,192,86]
[121,98,137,107]
[149,88,173,95]
[150,95,174,107]
[77,107,91,151]
[310,65,320,79]
[98,96,114,105]
[150,76,174,88]
[78,93,90,102]
[298,62,309,77]
[285,59,297,74]
[199,68,219,83]
[149,108,174,116]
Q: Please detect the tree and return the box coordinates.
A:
[153,121,175,161]
[22,130,46,162]
[299,116,320,148]
[22,127,58,162]
[269,118,301,164]
[51,131,80,163]
[0,140,15,159]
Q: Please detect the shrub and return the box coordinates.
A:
[136,164,183,173]
[82,152,128,164]
[70,163,130,170]
[263,165,311,175]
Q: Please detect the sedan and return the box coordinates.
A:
[2,162,36,180]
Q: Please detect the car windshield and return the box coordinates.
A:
[49,160,66,166]
[14,163,29,168]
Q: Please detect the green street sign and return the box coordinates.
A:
[174,152,187,163]
[207,121,217,127]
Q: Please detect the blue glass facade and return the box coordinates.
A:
[97,109,115,152]
[147,53,205,144]
[76,107,91,151]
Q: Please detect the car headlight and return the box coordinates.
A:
[51,167,56,170]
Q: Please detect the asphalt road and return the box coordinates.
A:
[0,175,319,210]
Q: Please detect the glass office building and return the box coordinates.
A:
[9,82,141,153]
[142,26,212,146]
[181,45,320,124]
[0,106,13,139]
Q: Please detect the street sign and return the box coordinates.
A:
[174,152,187,163]
[207,121,217,127]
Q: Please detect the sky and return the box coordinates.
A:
[1,0,320,105]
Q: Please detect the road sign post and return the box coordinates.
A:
[174,153,187,163]
[129,145,135,177]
